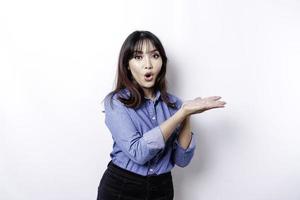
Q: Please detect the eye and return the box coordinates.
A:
[153,53,160,59]
[134,55,143,60]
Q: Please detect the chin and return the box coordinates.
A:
[142,85,154,88]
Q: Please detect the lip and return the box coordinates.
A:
[144,72,154,81]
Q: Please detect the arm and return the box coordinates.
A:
[159,107,187,142]
[173,115,196,167]
[171,95,226,167]
[177,116,192,149]
[104,97,187,165]
[105,94,223,166]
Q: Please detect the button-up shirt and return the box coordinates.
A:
[104,88,196,176]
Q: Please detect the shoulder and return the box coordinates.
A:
[166,92,183,110]
[104,89,129,111]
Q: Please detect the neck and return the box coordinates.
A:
[144,89,155,100]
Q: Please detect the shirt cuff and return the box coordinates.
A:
[175,131,196,153]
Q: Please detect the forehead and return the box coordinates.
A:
[133,39,157,53]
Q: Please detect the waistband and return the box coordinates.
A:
[107,160,171,182]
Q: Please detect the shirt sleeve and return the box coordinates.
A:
[172,96,196,167]
[104,95,165,165]
[173,132,196,167]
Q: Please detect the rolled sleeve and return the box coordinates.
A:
[104,96,165,165]
[143,126,165,155]
[174,132,196,167]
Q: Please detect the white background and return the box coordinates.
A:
[1,0,300,199]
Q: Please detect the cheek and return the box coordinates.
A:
[130,70,139,79]
[156,58,163,66]
[128,66,142,80]
[128,62,141,75]
[155,60,163,72]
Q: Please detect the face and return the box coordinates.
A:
[128,40,162,97]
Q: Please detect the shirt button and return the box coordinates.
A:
[152,116,156,120]
[150,168,153,172]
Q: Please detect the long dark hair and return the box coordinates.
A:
[104,30,176,110]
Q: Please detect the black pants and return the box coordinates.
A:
[97,161,174,200]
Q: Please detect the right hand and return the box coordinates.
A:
[181,96,226,116]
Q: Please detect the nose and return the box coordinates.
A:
[144,55,153,69]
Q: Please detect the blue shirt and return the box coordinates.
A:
[104,88,196,176]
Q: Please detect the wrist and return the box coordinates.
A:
[178,107,189,120]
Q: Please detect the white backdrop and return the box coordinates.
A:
[1,0,300,199]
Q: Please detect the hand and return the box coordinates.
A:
[181,96,226,116]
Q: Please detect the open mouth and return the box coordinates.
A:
[144,73,153,81]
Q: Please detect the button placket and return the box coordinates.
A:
[148,100,157,123]
[147,162,154,175]
[147,99,158,176]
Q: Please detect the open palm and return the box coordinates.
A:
[181,96,226,116]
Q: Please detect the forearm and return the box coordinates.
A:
[159,108,187,142]
[177,116,192,149]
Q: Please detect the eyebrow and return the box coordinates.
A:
[133,49,159,54]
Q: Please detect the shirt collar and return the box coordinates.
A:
[144,90,161,102]
[123,88,161,102]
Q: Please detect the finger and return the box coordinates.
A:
[218,101,226,105]
[193,105,225,114]
[216,105,226,108]
[210,101,226,107]
[206,96,222,100]
[208,105,225,110]
[196,107,218,113]
[212,102,226,108]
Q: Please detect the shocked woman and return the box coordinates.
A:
[97,30,226,200]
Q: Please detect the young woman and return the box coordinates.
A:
[97,30,226,200]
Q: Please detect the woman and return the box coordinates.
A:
[97,30,226,200]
